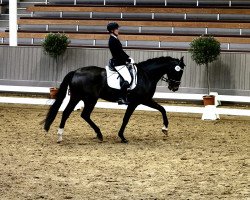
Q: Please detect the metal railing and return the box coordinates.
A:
[43,0,239,7]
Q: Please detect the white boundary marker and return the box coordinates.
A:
[154,92,250,103]
[0,96,249,117]
[0,85,49,94]
[0,85,49,93]
[1,85,250,103]
[1,85,250,117]
[202,105,220,120]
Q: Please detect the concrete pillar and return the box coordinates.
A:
[9,0,18,46]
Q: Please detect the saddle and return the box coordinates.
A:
[106,61,137,90]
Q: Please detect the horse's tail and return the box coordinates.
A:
[44,71,75,132]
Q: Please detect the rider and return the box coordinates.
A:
[107,22,134,105]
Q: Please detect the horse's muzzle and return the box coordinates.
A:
[168,85,179,92]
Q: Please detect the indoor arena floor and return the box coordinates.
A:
[0,104,249,200]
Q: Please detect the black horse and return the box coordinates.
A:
[44,56,186,143]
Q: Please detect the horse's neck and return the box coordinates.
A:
[142,63,168,83]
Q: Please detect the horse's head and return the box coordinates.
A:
[165,56,185,92]
[137,56,186,92]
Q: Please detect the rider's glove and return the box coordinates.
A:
[127,58,131,63]
[128,57,135,64]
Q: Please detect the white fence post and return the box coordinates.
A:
[9,0,18,46]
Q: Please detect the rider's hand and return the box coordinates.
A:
[129,57,135,64]
[126,58,131,65]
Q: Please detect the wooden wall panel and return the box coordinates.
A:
[0,46,249,95]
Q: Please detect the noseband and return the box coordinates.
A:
[161,77,181,85]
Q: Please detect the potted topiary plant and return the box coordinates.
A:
[42,33,70,98]
[189,35,221,105]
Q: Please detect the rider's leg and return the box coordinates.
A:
[115,65,132,84]
[118,76,130,105]
[115,65,131,105]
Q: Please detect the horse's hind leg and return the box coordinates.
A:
[81,100,103,141]
[58,98,80,143]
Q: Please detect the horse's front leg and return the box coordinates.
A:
[118,104,138,143]
[143,100,169,136]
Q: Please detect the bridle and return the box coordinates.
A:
[161,64,183,85]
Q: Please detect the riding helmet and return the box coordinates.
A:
[107,22,119,33]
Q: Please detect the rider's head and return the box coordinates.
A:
[107,22,119,36]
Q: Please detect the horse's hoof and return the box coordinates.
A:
[162,126,168,136]
[96,138,103,143]
[97,135,103,142]
[57,129,64,143]
[121,139,128,143]
[57,136,63,143]
[57,140,62,144]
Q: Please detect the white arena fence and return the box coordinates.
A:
[0,85,250,117]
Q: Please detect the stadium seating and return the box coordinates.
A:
[1,0,250,50]
[0,3,7,14]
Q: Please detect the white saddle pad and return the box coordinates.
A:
[106,65,137,90]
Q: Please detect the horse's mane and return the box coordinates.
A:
[137,56,175,68]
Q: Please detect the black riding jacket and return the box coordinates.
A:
[108,35,130,66]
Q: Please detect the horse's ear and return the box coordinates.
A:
[180,56,185,67]
[180,56,184,63]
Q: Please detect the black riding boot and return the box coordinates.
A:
[118,81,130,105]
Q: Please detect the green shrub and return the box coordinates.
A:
[42,33,70,59]
[189,36,221,95]
[189,35,221,65]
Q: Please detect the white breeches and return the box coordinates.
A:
[115,65,132,84]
